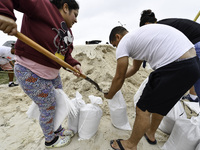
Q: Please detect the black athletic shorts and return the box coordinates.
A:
[136,56,200,116]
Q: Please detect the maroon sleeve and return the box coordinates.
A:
[0,0,16,20]
[0,0,39,18]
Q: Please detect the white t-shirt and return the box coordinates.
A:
[0,46,15,65]
[116,24,194,70]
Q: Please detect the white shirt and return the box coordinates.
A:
[0,46,15,65]
[116,24,194,70]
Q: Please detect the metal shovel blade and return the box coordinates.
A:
[84,76,104,93]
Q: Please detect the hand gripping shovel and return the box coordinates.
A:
[15,31,104,93]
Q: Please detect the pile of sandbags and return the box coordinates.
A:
[27,89,103,140]
[26,88,78,131]
[162,116,200,150]
[65,91,103,140]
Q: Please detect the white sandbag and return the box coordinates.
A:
[26,88,77,131]
[162,116,200,150]
[26,101,40,120]
[158,101,187,134]
[108,90,132,131]
[78,95,103,140]
[134,77,149,107]
[54,89,78,129]
[67,91,85,134]
[182,101,200,114]
[196,142,200,150]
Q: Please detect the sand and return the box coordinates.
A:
[0,44,171,150]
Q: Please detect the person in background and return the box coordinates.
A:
[140,9,200,103]
[0,0,82,148]
[105,25,200,150]
[0,43,18,87]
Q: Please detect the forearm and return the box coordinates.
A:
[125,66,137,78]
[106,76,124,99]
[126,60,142,78]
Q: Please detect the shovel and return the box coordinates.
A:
[15,31,104,93]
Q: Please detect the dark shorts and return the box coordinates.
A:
[136,56,200,116]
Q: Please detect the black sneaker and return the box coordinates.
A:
[8,82,19,87]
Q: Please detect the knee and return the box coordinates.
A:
[136,106,151,117]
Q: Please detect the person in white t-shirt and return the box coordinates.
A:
[105,24,200,150]
[0,45,18,87]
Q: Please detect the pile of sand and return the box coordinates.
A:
[0,44,170,150]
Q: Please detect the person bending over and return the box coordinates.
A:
[105,25,200,150]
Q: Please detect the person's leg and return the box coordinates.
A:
[14,64,56,142]
[38,88,57,142]
[52,74,62,89]
[8,71,19,87]
[14,65,58,141]
[1,63,13,82]
[128,107,151,149]
[189,86,199,101]
[145,113,163,141]
[189,86,197,95]
[1,63,18,86]
[14,64,71,147]
[182,86,199,101]
[8,72,14,82]
[111,106,151,150]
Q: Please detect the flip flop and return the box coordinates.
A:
[110,139,125,150]
[144,134,157,145]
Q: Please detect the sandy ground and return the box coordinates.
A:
[0,44,177,150]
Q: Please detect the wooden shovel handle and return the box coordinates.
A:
[15,31,87,79]
[15,31,104,93]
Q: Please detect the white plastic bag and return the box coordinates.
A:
[67,91,85,134]
[158,101,187,134]
[162,116,200,150]
[182,101,200,114]
[78,95,103,140]
[108,90,132,130]
[196,142,200,150]
[26,88,77,131]
[26,101,40,120]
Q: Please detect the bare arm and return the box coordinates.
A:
[104,56,129,99]
[125,59,143,78]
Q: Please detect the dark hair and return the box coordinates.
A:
[139,9,157,27]
[50,0,79,10]
[109,26,128,43]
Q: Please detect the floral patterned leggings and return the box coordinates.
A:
[14,64,63,142]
